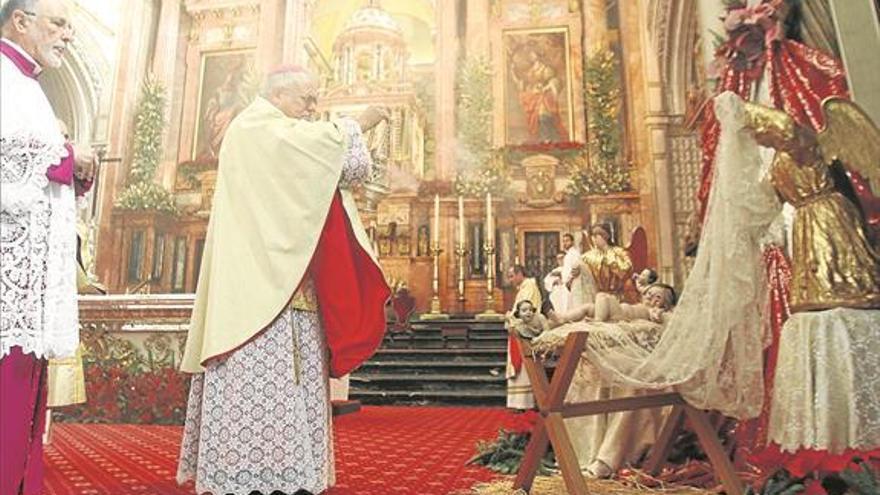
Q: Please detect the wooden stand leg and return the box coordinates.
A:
[644,404,685,475]
[513,418,550,492]
[683,406,745,495]
[544,412,590,495]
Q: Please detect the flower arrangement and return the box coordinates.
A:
[468,410,555,475]
[708,0,784,81]
[54,333,190,425]
[750,447,880,495]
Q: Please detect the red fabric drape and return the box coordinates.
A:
[735,247,791,458]
[312,193,391,378]
[509,336,522,375]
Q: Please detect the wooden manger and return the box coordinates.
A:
[510,331,745,495]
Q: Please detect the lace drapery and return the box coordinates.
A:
[1,133,78,360]
[575,92,781,419]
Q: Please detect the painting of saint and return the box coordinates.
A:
[193,50,259,161]
[504,29,573,145]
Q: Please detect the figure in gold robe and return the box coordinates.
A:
[742,99,880,312]
[579,224,633,297]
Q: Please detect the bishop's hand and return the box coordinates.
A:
[357,106,391,133]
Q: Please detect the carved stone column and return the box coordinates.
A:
[257,0,285,71]
[434,0,458,180]
[582,0,609,53]
[282,0,312,65]
[696,0,726,88]
[152,0,184,190]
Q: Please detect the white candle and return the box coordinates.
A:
[433,194,440,245]
[458,196,465,247]
[485,192,493,245]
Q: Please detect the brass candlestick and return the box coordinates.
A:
[476,242,504,321]
[421,243,450,320]
[455,243,467,308]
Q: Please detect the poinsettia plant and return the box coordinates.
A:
[750,448,880,495]
[468,411,555,475]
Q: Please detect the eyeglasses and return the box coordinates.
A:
[20,10,75,35]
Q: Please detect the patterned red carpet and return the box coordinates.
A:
[44,406,507,495]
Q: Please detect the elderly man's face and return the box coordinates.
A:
[11,0,73,68]
[274,79,318,119]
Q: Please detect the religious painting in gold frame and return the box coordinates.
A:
[502,27,574,146]
[191,49,259,161]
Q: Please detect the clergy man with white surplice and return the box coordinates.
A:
[1,1,97,493]
[177,66,391,495]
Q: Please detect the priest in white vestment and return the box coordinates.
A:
[176,66,391,495]
[0,1,95,493]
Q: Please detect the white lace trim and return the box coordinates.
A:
[1,131,66,213]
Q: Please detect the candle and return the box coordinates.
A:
[485,192,493,245]
[433,194,440,245]
[458,196,465,247]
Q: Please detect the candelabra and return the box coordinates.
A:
[454,243,467,309]
[420,243,450,320]
[476,242,504,320]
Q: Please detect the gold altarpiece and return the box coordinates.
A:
[98,0,659,315]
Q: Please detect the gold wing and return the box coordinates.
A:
[817,97,880,193]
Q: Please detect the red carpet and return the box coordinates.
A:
[44,406,507,495]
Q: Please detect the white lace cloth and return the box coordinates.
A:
[574,92,781,419]
[1,52,78,360]
[769,308,880,452]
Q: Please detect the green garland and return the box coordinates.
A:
[567,49,631,196]
[116,75,178,215]
[454,57,509,197]
[468,429,555,475]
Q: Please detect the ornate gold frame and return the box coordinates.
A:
[501,26,575,145]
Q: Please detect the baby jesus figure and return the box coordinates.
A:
[547,282,677,327]
[507,300,550,340]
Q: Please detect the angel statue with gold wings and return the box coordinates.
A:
[740,97,880,311]
[722,92,880,458]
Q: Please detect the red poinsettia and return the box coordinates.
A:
[802,478,827,495]
[502,410,540,435]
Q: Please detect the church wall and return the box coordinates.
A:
[96,0,161,288]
